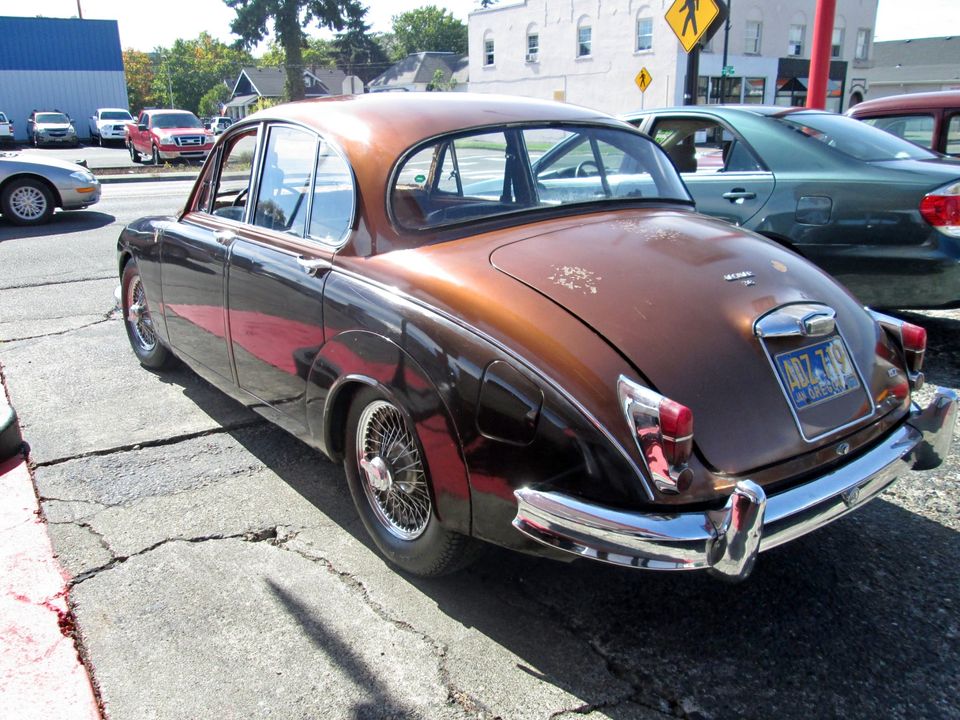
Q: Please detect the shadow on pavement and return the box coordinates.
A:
[0,211,115,241]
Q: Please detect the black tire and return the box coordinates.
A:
[344,386,479,577]
[151,145,160,165]
[129,142,141,164]
[121,260,172,369]
[1,178,54,226]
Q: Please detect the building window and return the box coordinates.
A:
[832,27,844,58]
[527,32,539,62]
[745,21,762,54]
[484,38,495,66]
[855,28,870,61]
[744,77,765,103]
[636,17,653,51]
[788,24,805,56]
[578,24,592,57]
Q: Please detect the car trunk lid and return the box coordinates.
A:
[490,208,900,475]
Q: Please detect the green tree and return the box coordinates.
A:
[333,8,390,83]
[150,33,252,114]
[199,83,233,117]
[390,6,467,61]
[226,0,361,100]
[123,49,160,113]
[257,37,337,70]
[426,67,457,92]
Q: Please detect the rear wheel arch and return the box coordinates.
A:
[306,331,472,537]
[758,231,808,258]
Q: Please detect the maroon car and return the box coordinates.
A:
[116,94,956,581]
[847,90,960,156]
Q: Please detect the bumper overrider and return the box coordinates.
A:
[513,388,957,581]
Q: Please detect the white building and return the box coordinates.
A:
[467,0,878,114]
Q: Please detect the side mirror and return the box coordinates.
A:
[138,124,148,132]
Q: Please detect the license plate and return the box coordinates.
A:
[774,336,860,410]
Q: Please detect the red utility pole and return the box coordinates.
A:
[806,0,836,109]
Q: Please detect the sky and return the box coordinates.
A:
[0,0,957,51]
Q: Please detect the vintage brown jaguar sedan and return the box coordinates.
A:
[117,94,956,581]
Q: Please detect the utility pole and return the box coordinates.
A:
[76,1,83,18]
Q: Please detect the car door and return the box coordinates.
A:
[225,123,353,426]
[158,127,260,382]
[641,114,776,227]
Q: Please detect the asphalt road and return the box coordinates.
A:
[0,184,958,720]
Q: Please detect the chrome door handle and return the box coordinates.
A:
[297,256,332,274]
[214,230,236,245]
[722,190,757,201]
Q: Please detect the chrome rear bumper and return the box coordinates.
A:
[513,388,957,581]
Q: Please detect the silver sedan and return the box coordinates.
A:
[0,152,100,225]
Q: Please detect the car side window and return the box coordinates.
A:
[206,129,259,220]
[651,118,763,174]
[308,139,354,245]
[253,126,318,236]
[946,114,960,156]
[862,114,935,149]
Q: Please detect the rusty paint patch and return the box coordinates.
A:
[549,265,601,295]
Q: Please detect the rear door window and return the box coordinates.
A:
[253,126,317,236]
[945,114,960,156]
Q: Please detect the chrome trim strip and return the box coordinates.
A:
[512,388,956,581]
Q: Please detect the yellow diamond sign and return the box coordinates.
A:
[666,0,721,53]
[635,68,652,93]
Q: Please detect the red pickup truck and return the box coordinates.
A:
[127,109,215,165]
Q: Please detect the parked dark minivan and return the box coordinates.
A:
[847,90,960,156]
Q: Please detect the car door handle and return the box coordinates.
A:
[297,256,332,274]
[722,189,757,201]
[214,230,236,245]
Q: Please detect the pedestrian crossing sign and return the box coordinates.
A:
[666,0,721,53]
[635,68,652,93]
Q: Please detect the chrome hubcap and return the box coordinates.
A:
[125,275,156,352]
[356,400,430,540]
[10,186,47,220]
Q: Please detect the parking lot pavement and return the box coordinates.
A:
[1,197,958,718]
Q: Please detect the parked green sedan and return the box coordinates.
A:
[624,106,960,309]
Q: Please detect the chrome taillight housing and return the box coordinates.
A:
[868,310,926,388]
[617,376,694,494]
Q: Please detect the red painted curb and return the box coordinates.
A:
[0,451,101,719]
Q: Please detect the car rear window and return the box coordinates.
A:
[390,123,691,230]
[860,114,935,149]
[777,112,937,161]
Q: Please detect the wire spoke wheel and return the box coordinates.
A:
[125,273,157,353]
[356,400,431,540]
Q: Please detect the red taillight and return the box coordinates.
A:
[900,321,927,373]
[658,398,694,467]
[920,182,960,238]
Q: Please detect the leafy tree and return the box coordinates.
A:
[226,0,361,100]
[200,83,233,117]
[333,8,391,84]
[123,49,161,113]
[257,37,338,70]
[479,0,497,7]
[426,67,458,92]
[390,6,467,61]
[149,33,252,114]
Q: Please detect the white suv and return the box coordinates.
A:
[0,111,15,145]
[89,108,133,146]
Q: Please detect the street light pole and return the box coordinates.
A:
[720,0,732,103]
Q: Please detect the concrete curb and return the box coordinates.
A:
[95,171,199,185]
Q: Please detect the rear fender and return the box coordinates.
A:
[306,330,471,536]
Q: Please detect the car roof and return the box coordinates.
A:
[848,90,960,115]
[243,93,617,161]
[623,105,822,119]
